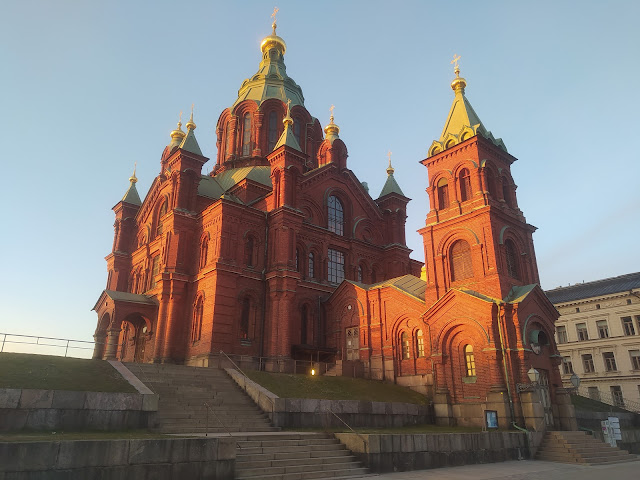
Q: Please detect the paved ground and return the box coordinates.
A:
[361,459,640,479]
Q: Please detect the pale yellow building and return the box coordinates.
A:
[545,272,640,411]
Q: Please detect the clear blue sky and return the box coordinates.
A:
[1,1,638,352]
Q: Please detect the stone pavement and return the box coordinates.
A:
[356,459,640,480]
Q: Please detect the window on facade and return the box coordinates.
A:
[371,269,377,283]
[308,252,315,279]
[504,239,520,280]
[562,356,574,374]
[587,386,600,401]
[327,249,345,284]
[557,326,568,344]
[295,248,300,272]
[611,386,625,407]
[603,352,617,372]
[156,201,167,237]
[192,298,203,343]
[576,323,589,341]
[485,168,497,198]
[268,111,278,152]
[437,178,449,210]
[357,265,363,283]
[450,240,473,282]
[622,316,636,336]
[151,256,160,287]
[416,330,425,357]
[328,196,344,236]
[301,305,309,345]
[596,320,609,339]
[401,332,410,359]
[464,344,476,376]
[630,350,640,370]
[459,168,472,202]
[502,179,512,207]
[225,124,233,156]
[199,238,208,269]
[240,297,250,339]
[294,117,302,148]
[245,236,254,267]
[582,354,595,373]
[242,113,251,156]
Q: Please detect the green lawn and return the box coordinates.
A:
[244,370,429,405]
[0,353,136,393]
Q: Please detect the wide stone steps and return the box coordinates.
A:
[124,362,279,434]
[235,434,368,480]
[536,431,637,465]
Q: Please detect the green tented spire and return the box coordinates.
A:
[378,151,405,197]
[121,164,142,206]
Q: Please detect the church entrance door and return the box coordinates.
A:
[133,325,147,363]
[345,327,359,360]
[538,369,554,427]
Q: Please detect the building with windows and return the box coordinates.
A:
[93,21,572,428]
[546,272,640,408]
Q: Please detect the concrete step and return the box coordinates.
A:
[237,443,347,456]
[536,431,637,465]
[236,466,369,480]
[237,460,366,477]
[237,438,339,448]
[237,454,358,470]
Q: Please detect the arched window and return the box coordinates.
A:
[327,249,345,284]
[450,240,473,281]
[459,168,472,202]
[485,168,497,198]
[192,297,204,343]
[301,305,309,344]
[437,178,449,210]
[505,239,520,279]
[416,330,425,357]
[240,297,250,339]
[294,117,302,148]
[156,200,167,237]
[245,236,255,267]
[308,252,315,279]
[199,238,208,269]
[242,113,251,156]
[357,265,363,283]
[464,344,476,376]
[225,123,233,157]
[328,196,344,236]
[268,111,278,152]
[295,248,300,272]
[401,332,410,359]
[502,178,513,207]
[371,268,377,284]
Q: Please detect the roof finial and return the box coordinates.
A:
[329,104,335,124]
[170,111,186,141]
[271,6,279,34]
[129,162,138,184]
[324,104,340,142]
[186,104,196,130]
[283,99,293,126]
[450,54,467,94]
[386,150,394,175]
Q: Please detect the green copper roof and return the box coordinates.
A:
[198,166,272,200]
[378,173,405,198]
[232,40,305,109]
[353,275,426,302]
[121,182,142,206]
[104,290,157,305]
[179,128,203,156]
[274,121,301,151]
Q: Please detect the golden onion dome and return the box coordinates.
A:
[170,117,186,141]
[185,106,196,131]
[451,65,467,94]
[324,106,340,140]
[260,22,287,55]
[129,163,138,184]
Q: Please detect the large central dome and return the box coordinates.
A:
[232,24,305,109]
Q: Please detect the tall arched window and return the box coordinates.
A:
[199,238,208,269]
[485,168,497,198]
[437,178,449,210]
[459,168,472,202]
[245,236,254,267]
[268,111,278,152]
[294,118,302,148]
[502,178,513,207]
[192,297,204,343]
[328,196,344,236]
[450,240,473,281]
[505,239,520,279]
[464,344,476,376]
[240,297,250,339]
[156,200,167,237]
[308,252,315,279]
[242,113,251,156]
[301,305,309,344]
[357,265,363,282]
[327,249,345,284]
[401,332,410,359]
[295,248,300,272]
[416,329,425,357]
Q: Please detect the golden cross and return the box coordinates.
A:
[179,111,183,124]
[191,103,194,115]
[387,150,392,165]
[330,104,335,116]
[271,6,279,22]
[451,54,461,68]
[286,98,291,115]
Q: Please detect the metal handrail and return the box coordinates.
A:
[327,410,368,451]
[0,332,118,358]
[575,386,640,413]
[219,350,251,388]
[203,402,242,449]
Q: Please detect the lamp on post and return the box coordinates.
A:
[569,372,580,394]
[527,367,540,384]
[517,367,540,393]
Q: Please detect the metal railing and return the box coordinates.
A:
[0,332,111,358]
[575,386,640,413]
[326,410,369,451]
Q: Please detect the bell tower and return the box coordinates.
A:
[419,58,540,304]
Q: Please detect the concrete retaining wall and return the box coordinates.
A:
[0,388,158,432]
[0,437,235,479]
[335,432,532,473]
[575,409,640,453]
[226,368,431,428]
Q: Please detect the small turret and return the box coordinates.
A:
[179,105,203,156]
[121,163,142,206]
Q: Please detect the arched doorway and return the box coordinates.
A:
[119,314,149,362]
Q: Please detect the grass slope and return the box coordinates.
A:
[0,353,136,393]
[244,370,429,405]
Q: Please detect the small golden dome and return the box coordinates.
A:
[129,163,138,184]
[186,105,196,130]
[451,65,467,94]
[260,22,287,55]
[170,116,186,141]
[324,106,340,139]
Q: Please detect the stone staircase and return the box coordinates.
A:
[536,430,637,465]
[125,362,278,434]
[234,433,369,480]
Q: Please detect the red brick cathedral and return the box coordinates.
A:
[93,24,573,428]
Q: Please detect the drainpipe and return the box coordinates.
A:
[259,211,269,360]
[496,301,516,425]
